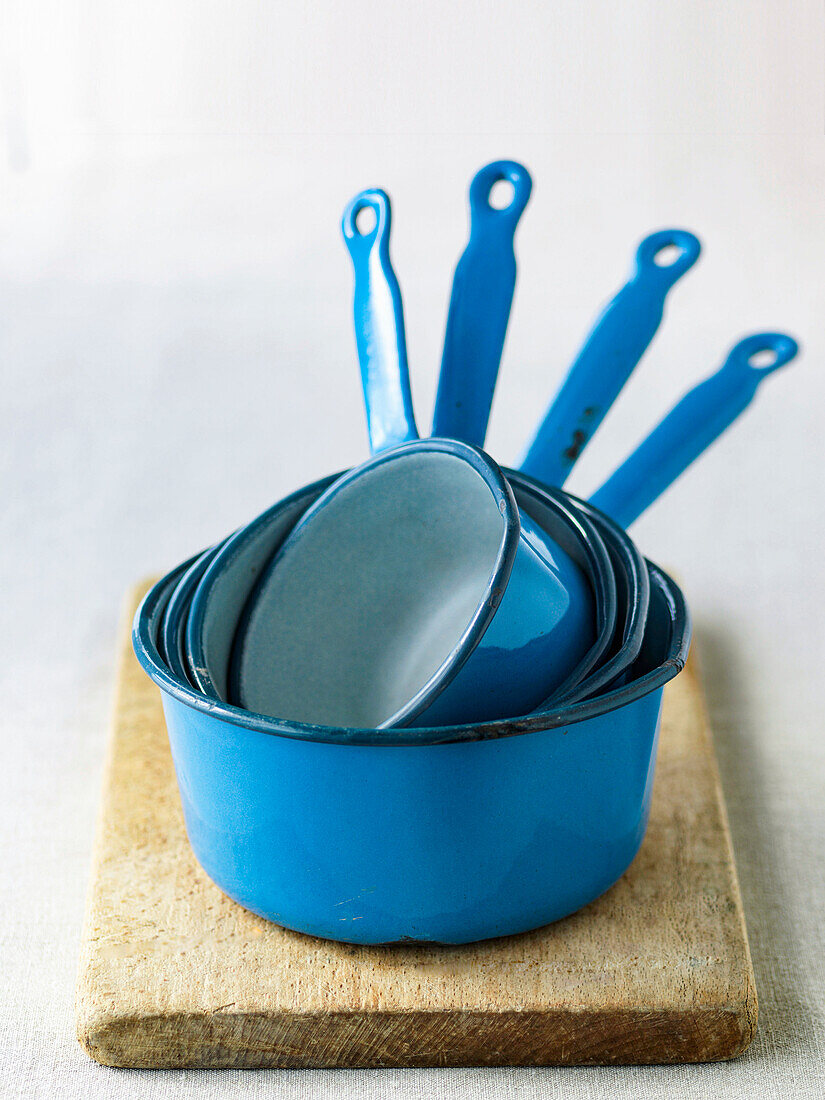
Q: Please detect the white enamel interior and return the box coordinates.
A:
[237,449,506,727]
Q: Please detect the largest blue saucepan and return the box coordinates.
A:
[133,549,689,945]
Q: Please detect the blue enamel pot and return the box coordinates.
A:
[230,439,604,728]
[260,189,604,728]
[133,557,689,945]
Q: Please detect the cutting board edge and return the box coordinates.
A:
[77,993,758,1069]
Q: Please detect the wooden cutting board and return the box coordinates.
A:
[76,582,756,1068]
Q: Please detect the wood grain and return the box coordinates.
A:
[76,582,756,1068]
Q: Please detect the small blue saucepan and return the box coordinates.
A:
[230,438,599,729]
[220,189,608,728]
[134,555,689,945]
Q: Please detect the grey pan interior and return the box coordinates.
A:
[233,448,511,728]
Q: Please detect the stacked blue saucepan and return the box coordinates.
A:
[134,160,799,945]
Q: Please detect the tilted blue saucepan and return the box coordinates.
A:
[227,187,609,729]
[230,438,603,729]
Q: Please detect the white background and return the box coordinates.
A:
[1,1,824,1096]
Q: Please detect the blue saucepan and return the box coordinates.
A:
[134,554,689,945]
[230,439,602,729]
[222,189,607,728]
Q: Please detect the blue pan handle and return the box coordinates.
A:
[342,189,418,453]
[519,228,702,485]
[432,160,533,446]
[589,332,799,528]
